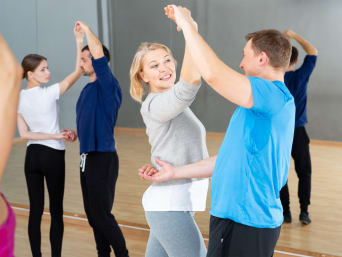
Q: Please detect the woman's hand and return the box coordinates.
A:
[164,5,198,32]
[54,133,66,140]
[138,164,158,180]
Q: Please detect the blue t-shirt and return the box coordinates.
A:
[76,56,122,154]
[210,77,295,228]
[285,55,317,127]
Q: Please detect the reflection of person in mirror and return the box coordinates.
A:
[16,24,82,257]
[280,30,318,225]
[0,34,23,257]
[140,5,295,257]
[75,21,129,257]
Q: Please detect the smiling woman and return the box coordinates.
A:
[139,48,177,93]
[129,43,177,102]
[128,12,209,256]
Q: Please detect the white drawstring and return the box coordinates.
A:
[80,153,88,172]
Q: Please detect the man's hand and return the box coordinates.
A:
[74,22,85,42]
[75,21,104,59]
[138,164,158,180]
[283,30,296,39]
[75,21,89,34]
[139,158,175,182]
[61,129,77,142]
[284,29,318,56]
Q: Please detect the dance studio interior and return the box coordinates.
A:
[0,0,341,256]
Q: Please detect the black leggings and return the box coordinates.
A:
[25,144,65,257]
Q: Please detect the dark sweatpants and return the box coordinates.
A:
[80,151,129,257]
[207,216,281,257]
[25,144,65,257]
[280,126,312,213]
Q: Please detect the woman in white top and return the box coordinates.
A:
[17,25,82,257]
[129,9,208,257]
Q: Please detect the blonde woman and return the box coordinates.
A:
[129,19,208,257]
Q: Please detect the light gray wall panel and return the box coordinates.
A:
[0,0,37,80]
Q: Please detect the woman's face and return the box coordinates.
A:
[139,48,176,93]
[29,60,50,84]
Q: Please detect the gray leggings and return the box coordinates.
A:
[145,211,207,257]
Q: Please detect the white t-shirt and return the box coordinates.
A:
[17,83,65,150]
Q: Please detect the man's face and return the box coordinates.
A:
[239,39,262,77]
[80,50,95,76]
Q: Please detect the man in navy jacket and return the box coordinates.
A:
[74,21,129,257]
[281,30,318,225]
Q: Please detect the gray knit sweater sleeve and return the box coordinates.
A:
[143,79,201,123]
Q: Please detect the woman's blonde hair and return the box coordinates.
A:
[129,42,175,103]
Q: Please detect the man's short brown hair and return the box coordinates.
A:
[245,29,291,70]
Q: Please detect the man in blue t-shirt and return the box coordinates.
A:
[72,21,129,257]
[281,30,318,225]
[140,5,295,257]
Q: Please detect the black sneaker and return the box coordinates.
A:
[299,211,311,225]
[283,211,292,223]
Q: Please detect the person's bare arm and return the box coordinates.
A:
[140,156,217,182]
[0,35,23,180]
[167,6,202,86]
[17,114,65,140]
[58,23,84,95]
[76,21,104,59]
[284,30,318,56]
[165,5,252,108]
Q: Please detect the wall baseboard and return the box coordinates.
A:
[13,127,342,147]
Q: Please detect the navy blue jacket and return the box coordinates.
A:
[76,56,122,154]
[284,55,317,127]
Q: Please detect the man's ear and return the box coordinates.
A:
[259,51,269,66]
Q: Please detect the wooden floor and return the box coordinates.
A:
[12,207,334,257]
[1,128,342,256]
